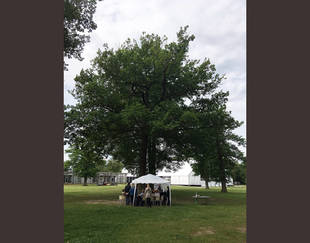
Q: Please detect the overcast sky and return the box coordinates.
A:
[64,0,246,162]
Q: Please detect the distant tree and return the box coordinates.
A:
[201,108,245,192]
[95,159,108,172]
[64,26,224,176]
[64,0,102,69]
[210,108,245,192]
[192,159,211,189]
[66,145,104,186]
[104,159,124,173]
[64,95,108,184]
[96,159,124,173]
[231,160,247,185]
[64,160,71,172]
[188,91,246,192]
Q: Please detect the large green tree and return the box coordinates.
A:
[209,109,245,192]
[64,26,224,176]
[189,93,246,192]
[64,0,102,68]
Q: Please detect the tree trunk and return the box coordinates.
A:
[83,176,88,186]
[216,137,227,193]
[219,158,227,192]
[203,167,209,189]
[203,177,209,189]
[219,156,227,192]
[147,137,156,175]
[139,134,148,176]
[221,180,227,192]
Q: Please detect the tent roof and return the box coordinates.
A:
[132,174,170,185]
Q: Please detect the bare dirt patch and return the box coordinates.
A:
[236,227,246,233]
[192,227,215,236]
[85,200,121,205]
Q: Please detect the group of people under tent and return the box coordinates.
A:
[122,182,170,207]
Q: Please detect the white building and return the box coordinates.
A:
[64,169,127,185]
[120,163,233,187]
[157,163,204,186]
[157,162,233,187]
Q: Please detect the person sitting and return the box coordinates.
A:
[151,189,156,205]
[137,192,144,206]
[154,189,160,206]
[135,194,140,206]
[158,185,162,192]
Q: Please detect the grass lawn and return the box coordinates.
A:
[64,184,246,243]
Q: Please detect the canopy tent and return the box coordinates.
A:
[131,174,171,206]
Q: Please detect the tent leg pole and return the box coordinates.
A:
[169,184,171,207]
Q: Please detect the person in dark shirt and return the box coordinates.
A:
[158,185,163,205]
[167,186,170,206]
[129,184,135,205]
[136,192,144,206]
[124,182,131,205]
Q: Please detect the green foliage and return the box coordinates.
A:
[96,159,124,173]
[104,159,124,172]
[64,160,72,172]
[64,0,102,68]
[66,146,105,184]
[64,26,224,176]
[189,92,246,192]
[231,160,247,185]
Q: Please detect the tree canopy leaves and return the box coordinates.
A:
[97,159,124,173]
[64,26,246,192]
[190,96,246,192]
[64,0,102,68]
[65,26,226,176]
[65,144,104,185]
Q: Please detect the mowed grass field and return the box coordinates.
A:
[64,184,246,243]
